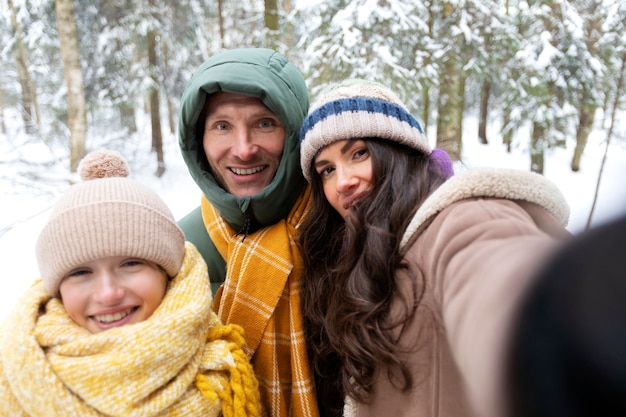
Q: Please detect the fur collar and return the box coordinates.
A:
[400,168,570,251]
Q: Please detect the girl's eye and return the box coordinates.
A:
[317,166,335,177]
[121,259,143,268]
[68,269,89,277]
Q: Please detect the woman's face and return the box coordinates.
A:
[313,139,374,218]
[59,256,168,334]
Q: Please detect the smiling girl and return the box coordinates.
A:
[0,150,261,417]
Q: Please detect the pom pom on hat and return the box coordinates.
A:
[299,79,432,182]
[77,149,130,180]
[36,150,185,297]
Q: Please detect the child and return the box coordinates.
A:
[0,150,261,417]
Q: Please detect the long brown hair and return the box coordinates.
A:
[299,139,448,416]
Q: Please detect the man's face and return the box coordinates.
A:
[201,92,286,197]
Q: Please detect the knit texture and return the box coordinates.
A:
[0,243,261,417]
[201,187,319,417]
[299,79,431,181]
[35,150,185,296]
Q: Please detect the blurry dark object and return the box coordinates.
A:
[507,214,626,417]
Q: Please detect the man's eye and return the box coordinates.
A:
[258,119,274,128]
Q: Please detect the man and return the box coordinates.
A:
[177,48,317,417]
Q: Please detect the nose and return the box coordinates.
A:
[231,128,258,161]
[92,273,125,305]
[335,166,359,195]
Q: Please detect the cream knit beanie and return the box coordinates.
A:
[36,150,185,296]
[299,79,432,182]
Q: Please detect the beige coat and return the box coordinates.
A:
[346,168,571,417]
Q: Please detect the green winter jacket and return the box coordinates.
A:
[177,48,310,294]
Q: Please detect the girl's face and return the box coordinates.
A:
[313,139,374,218]
[59,256,168,334]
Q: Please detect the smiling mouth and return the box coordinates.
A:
[93,308,136,324]
[343,192,367,210]
[230,166,266,176]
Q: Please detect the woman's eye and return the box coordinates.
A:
[353,148,368,159]
[215,122,229,131]
[318,166,334,177]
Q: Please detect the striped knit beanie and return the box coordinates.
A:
[36,150,185,296]
[299,79,432,182]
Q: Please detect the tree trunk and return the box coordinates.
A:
[218,0,225,48]
[55,0,87,172]
[457,71,466,149]
[147,28,165,178]
[9,0,40,134]
[436,56,462,160]
[119,102,137,134]
[421,2,435,137]
[478,78,490,144]
[264,0,279,49]
[586,53,626,230]
[167,98,176,135]
[530,122,545,174]
[422,85,430,136]
[571,100,596,172]
[502,109,512,152]
[282,0,294,48]
[0,103,6,134]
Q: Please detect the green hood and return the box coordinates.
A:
[178,48,309,232]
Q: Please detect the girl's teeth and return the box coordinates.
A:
[94,309,132,323]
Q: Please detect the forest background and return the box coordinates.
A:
[1,0,625,303]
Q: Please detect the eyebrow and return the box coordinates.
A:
[314,140,359,169]
[206,107,276,121]
[341,140,356,154]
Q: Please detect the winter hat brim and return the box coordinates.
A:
[299,80,431,182]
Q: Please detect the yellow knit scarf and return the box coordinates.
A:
[0,243,261,417]
[201,186,319,417]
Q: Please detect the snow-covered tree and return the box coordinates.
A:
[296,0,432,109]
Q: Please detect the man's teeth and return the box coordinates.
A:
[231,166,264,175]
[94,309,132,323]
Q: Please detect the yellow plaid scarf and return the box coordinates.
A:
[0,243,261,417]
[201,186,319,417]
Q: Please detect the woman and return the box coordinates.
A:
[298,79,571,417]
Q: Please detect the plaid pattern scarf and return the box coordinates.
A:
[201,187,319,417]
[0,243,260,417]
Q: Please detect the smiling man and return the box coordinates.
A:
[177,48,318,417]
[201,92,286,198]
